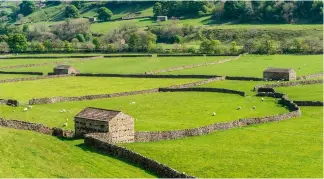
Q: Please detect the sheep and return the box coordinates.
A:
[13,110,15,112]
[28,105,32,109]
[60,109,66,113]
[62,123,68,127]
[237,106,241,110]
[212,112,216,116]
[23,108,28,112]
[252,106,256,110]
[277,80,280,83]
[130,101,136,105]
[261,98,264,101]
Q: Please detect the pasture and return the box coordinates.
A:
[123,107,323,178]
[165,55,323,77]
[5,56,231,74]
[0,53,322,178]
[0,92,288,131]
[275,83,323,101]
[0,127,154,178]
[0,77,199,101]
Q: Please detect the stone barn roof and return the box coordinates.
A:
[264,68,295,73]
[75,107,122,122]
[54,65,72,70]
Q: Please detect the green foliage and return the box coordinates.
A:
[92,38,100,50]
[65,5,80,18]
[7,33,28,52]
[97,7,113,21]
[75,34,85,42]
[19,1,36,16]
[0,42,9,53]
[200,39,223,54]
[28,41,45,52]
[153,2,162,17]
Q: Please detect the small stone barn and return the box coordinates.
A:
[157,16,168,21]
[89,17,97,22]
[53,65,79,75]
[263,67,296,81]
[74,107,134,143]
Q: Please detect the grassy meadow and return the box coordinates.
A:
[165,55,323,77]
[4,56,231,74]
[0,58,78,69]
[0,76,199,101]
[0,127,154,178]
[275,83,323,101]
[0,92,288,131]
[123,107,323,178]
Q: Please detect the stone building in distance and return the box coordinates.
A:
[75,107,135,143]
[263,67,296,81]
[53,65,79,75]
[157,16,168,21]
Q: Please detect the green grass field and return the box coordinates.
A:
[123,107,323,178]
[5,56,231,74]
[0,58,77,68]
[165,55,323,77]
[0,92,288,131]
[0,74,41,80]
[0,76,199,101]
[0,127,154,178]
[275,83,323,101]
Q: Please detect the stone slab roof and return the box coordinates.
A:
[55,65,72,69]
[264,67,295,73]
[75,107,121,121]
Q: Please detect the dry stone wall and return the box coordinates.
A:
[0,118,74,138]
[76,73,218,79]
[225,76,264,81]
[146,55,242,74]
[0,71,43,75]
[297,73,324,80]
[294,101,324,106]
[84,134,195,178]
[159,87,246,97]
[0,74,73,84]
[254,79,323,91]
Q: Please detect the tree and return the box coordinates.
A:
[224,1,246,19]
[97,7,113,21]
[128,33,140,51]
[92,38,101,50]
[28,41,45,52]
[76,34,85,42]
[0,42,9,53]
[22,24,29,33]
[199,39,222,54]
[7,33,28,52]
[65,5,80,18]
[153,2,163,16]
[231,41,239,54]
[19,1,36,16]
[72,1,83,9]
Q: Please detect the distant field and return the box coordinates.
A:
[5,56,231,74]
[91,18,154,33]
[0,74,39,80]
[0,92,287,131]
[0,58,77,68]
[0,77,199,101]
[0,127,154,178]
[275,84,323,101]
[165,55,323,77]
[124,107,323,178]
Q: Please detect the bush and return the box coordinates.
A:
[65,5,80,18]
[76,34,85,42]
[97,7,113,21]
[0,42,9,53]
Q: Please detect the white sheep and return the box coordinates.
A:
[212,112,216,116]
[13,110,15,112]
[261,98,264,101]
[130,101,136,104]
[277,80,280,83]
[23,108,28,112]
[60,109,66,113]
[28,105,32,109]
[62,123,68,127]
[237,106,241,110]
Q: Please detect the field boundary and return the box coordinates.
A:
[297,73,323,80]
[75,73,219,79]
[254,79,323,91]
[0,74,74,84]
[145,55,242,74]
[0,118,74,138]
[294,101,324,106]
[0,71,43,75]
[159,87,246,97]
[0,54,153,59]
[84,135,194,178]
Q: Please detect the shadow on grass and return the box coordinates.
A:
[75,142,157,177]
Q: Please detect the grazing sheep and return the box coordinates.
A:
[60,109,66,113]
[212,112,216,116]
[13,110,15,112]
[252,106,256,110]
[261,98,264,101]
[130,101,136,104]
[28,105,32,109]
[62,123,67,127]
[23,108,28,112]
[277,80,280,83]
[237,106,241,110]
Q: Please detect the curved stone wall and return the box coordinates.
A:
[84,134,195,178]
[159,87,246,97]
[254,79,323,91]
[0,74,73,84]
[297,73,323,80]
[294,101,324,106]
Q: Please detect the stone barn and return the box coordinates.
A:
[263,68,296,81]
[89,17,97,22]
[53,65,79,75]
[157,16,168,21]
[74,107,134,143]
